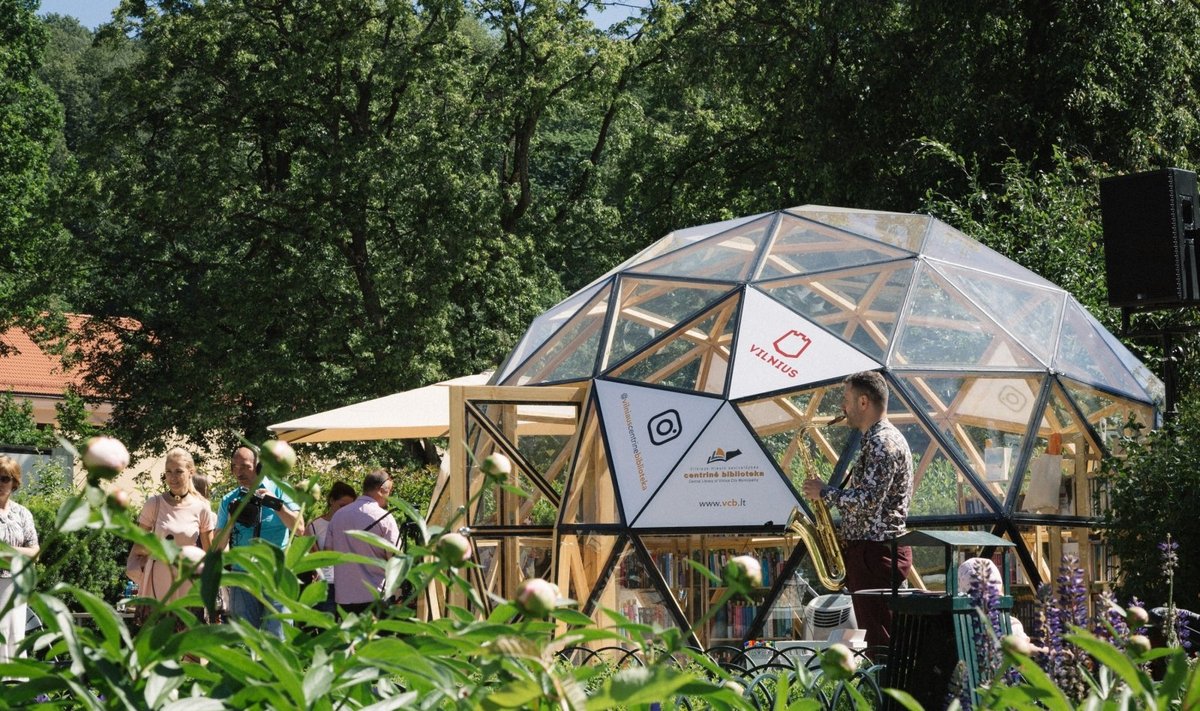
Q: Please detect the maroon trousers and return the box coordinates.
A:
[843,540,912,652]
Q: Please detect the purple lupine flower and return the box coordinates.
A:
[1093,590,1128,644]
[1160,535,1183,649]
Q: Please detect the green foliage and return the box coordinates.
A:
[1102,405,1200,608]
[18,462,128,607]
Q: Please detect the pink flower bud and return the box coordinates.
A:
[179,545,206,574]
[820,642,858,680]
[515,577,558,618]
[480,453,512,482]
[259,439,297,477]
[722,680,745,696]
[437,532,472,567]
[722,555,763,591]
[108,488,131,509]
[82,436,130,481]
[1126,606,1149,626]
[1128,634,1152,654]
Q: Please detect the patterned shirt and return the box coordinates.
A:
[821,419,912,541]
[0,501,38,579]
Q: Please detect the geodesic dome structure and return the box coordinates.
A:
[431,206,1162,646]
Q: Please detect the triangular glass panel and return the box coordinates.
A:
[629,215,775,282]
[464,535,555,615]
[1053,300,1148,401]
[787,206,931,253]
[694,533,796,646]
[1058,377,1158,454]
[605,291,741,395]
[593,379,725,521]
[730,288,883,400]
[501,282,612,385]
[894,372,1044,507]
[737,385,855,492]
[932,262,1067,367]
[462,417,556,527]
[587,537,686,636]
[755,213,914,280]
[617,212,773,273]
[603,276,735,369]
[758,261,915,363]
[559,400,622,526]
[499,279,609,383]
[921,220,1059,288]
[872,390,999,518]
[1012,383,1103,518]
[891,262,1041,369]
[557,534,625,621]
[466,401,563,513]
[634,402,801,528]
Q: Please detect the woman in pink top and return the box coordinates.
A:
[129,448,216,603]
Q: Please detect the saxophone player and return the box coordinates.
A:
[802,371,913,655]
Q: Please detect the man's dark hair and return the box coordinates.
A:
[328,480,356,502]
[362,469,390,495]
[844,371,889,409]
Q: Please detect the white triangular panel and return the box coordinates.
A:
[730,288,882,399]
[594,379,724,519]
[633,403,798,527]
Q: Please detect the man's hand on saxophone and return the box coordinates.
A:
[801,476,825,501]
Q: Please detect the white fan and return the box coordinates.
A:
[802,593,857,641]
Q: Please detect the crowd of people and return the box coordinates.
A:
[0,444,407,661]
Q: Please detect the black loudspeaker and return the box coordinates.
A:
[1099,167,1200,308]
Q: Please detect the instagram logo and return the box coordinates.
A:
[647,409,683,445]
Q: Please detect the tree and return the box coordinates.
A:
[0,0,68,349]
[66,0,648,454]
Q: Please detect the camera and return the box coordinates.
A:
[228,487,284,527]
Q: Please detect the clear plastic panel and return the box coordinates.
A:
[558,534,623,621]
[605,277,734,368]
[922,220,1058,288]
[559,401,622,525]
[630,215,774,282]
[499,279,608,383]
[1059,377,1157,455]
[604,538,683,632]
[503,283,612,385]
[932,262,1067,367]
[1054,300,1147,401]
[695,533,796,645]
[787,206,930,253]
[892,263,1040,368]
[606,292,740,395]
[759,262,915,362]
[755,213,912,280]
[737,386,853,491]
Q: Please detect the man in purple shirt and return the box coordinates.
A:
[803,371,913,654]
[327,470,399,615]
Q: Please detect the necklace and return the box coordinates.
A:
[169,491,187,504]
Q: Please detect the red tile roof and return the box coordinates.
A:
[0,316,97,398]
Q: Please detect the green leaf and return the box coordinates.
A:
[1066,632,1149,695]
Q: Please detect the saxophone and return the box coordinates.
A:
[786,419,846,591]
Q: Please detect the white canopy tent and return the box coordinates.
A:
[268,372,577,443]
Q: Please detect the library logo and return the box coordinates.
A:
[647,409,682,445]
[997,384,1027,413]
[706,447,742,464]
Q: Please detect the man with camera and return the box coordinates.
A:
[215,446,302,638]
[327,469,399,616]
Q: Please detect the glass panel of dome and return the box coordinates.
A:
[1054,300,1148,401]
[894,373,1041,500]
[922,220,1059,289]
[606,292,739,395]
[604,276,734,369]
[787,206,931,253]
[559,402,622,525]
[599,538,686,636]
[560,534,626,620]
[690,533,796,645]
[1082,307,1164,406]
[502,283,612,385]
[892,263,1041,368]
[932,262,1067,367]
[759,262,915,363]
[499,279,609,383]
[754,213,913,280]
[1012,384,1093,515]
[463,421,556,527]
[629,215,774,282]
[1059,377,1156,452]
[737,387,854,491]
